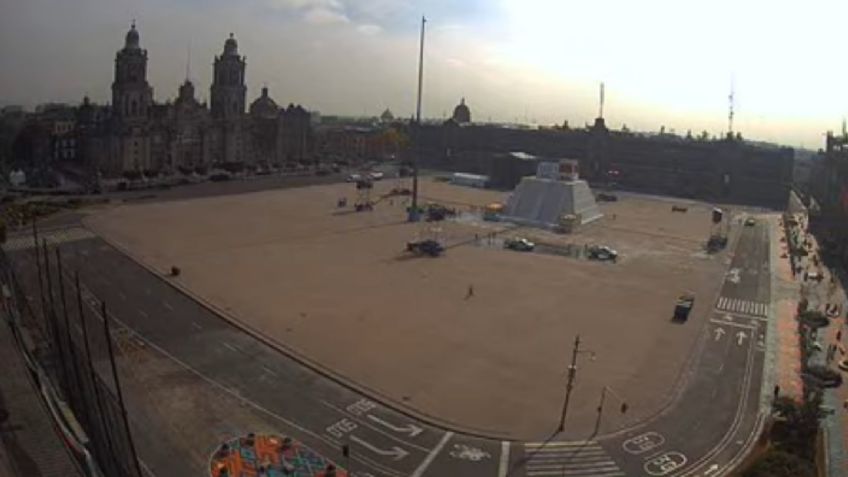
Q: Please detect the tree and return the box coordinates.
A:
[771,392,826,461]
[743,449,814,477]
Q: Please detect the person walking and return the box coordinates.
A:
[466,284,474,300]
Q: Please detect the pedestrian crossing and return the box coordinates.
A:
[716,296,767,317]
[2,227,95,252]
[524,441,624,477]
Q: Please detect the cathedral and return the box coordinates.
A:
[78,23,313,176]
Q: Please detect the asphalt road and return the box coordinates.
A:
[4,210,773,477]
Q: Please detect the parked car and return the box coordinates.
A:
[347,173,362,182]
[369,171,385,181]
[596,193,618,202]
[805,365,843,388]
[588,245,618,261]
[744,217,756,226]
[504,237,535,252]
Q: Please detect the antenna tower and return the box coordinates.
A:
[599,82,605,119]
[728,78,735,137]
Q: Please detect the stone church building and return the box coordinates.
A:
[80,23,312,176]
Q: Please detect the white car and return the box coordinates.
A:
[368,171,385,181]
[346,173,362,182]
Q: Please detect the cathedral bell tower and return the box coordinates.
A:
[112,21,153,121]
[211,33,247,120]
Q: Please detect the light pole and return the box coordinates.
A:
[593,385,628,436]
[409,15,426,222]
[557,334,595,433]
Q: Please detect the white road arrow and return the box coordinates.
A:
[713,327,726,341]
[736,331,748,346]
[367,414,423,437]
[704,463,720,476]
[350,435,409,461]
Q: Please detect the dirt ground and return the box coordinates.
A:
[84,179,730,440]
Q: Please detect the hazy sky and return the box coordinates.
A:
[2,0,846,147]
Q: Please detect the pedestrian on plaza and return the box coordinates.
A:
[838,329,843,342]
[466,284,474,299]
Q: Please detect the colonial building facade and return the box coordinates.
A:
[79,23,313,176]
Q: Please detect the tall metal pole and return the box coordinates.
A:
[76,272,119,475]
[100,301,144,476]
[592,386,607,436]
[409,15,426,222]
[101,300,143,477]
[558,334,581,433]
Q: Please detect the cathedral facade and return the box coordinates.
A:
[80,23,313,176]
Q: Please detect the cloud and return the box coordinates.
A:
[303,6,349,24]
[446,58,465,68]
[356,23,382,35]
[266,0,341,10]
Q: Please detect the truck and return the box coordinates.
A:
[406,239,444,257]
[674,293,695,321]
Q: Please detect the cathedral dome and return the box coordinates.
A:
[224,33,239,56]
[452,97,471,124]
[125,21,140,50]
[249,86,279,118]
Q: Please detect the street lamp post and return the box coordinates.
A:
[593,385,628,436]
[557,335,595,433]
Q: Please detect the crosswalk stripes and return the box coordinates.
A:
[524,441,624,477]
[716,296,767,317]
[2,227,95,252]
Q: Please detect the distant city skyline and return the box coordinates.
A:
[2,0,847,148]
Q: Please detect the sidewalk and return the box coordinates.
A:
[0,315,83,477]
[772,214,803,401]
[784,212,848,476]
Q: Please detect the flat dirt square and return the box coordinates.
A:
[85,179,729,439]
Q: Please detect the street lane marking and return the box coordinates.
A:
[525,441,623,477]
[191,321,202,331]
[367,414,423,437]
[643,451,687,476]
[709,319,756,329]
[261,365,278,377]
[677,302,759,477]
[410,431,453,477]
[715,296,767,317]
[527,469,623,477]
[137,309,149,318]
[350,434,408,461]
[622,431,665,455]
[61,264,408,477]
[163,301,173,311]
[498,441,510,477]
[321,400,430,452]
[223,342,239,353]
[526,440,594,447]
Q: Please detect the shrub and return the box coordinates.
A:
[742,448,814,477]
[799,310,828,328]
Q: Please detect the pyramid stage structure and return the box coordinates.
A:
[502,159,602,230]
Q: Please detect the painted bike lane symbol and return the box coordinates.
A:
[622,431,665,455]
[644,451,687,476]
[449,444,491,461]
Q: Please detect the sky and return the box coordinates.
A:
[1,0,847,148]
